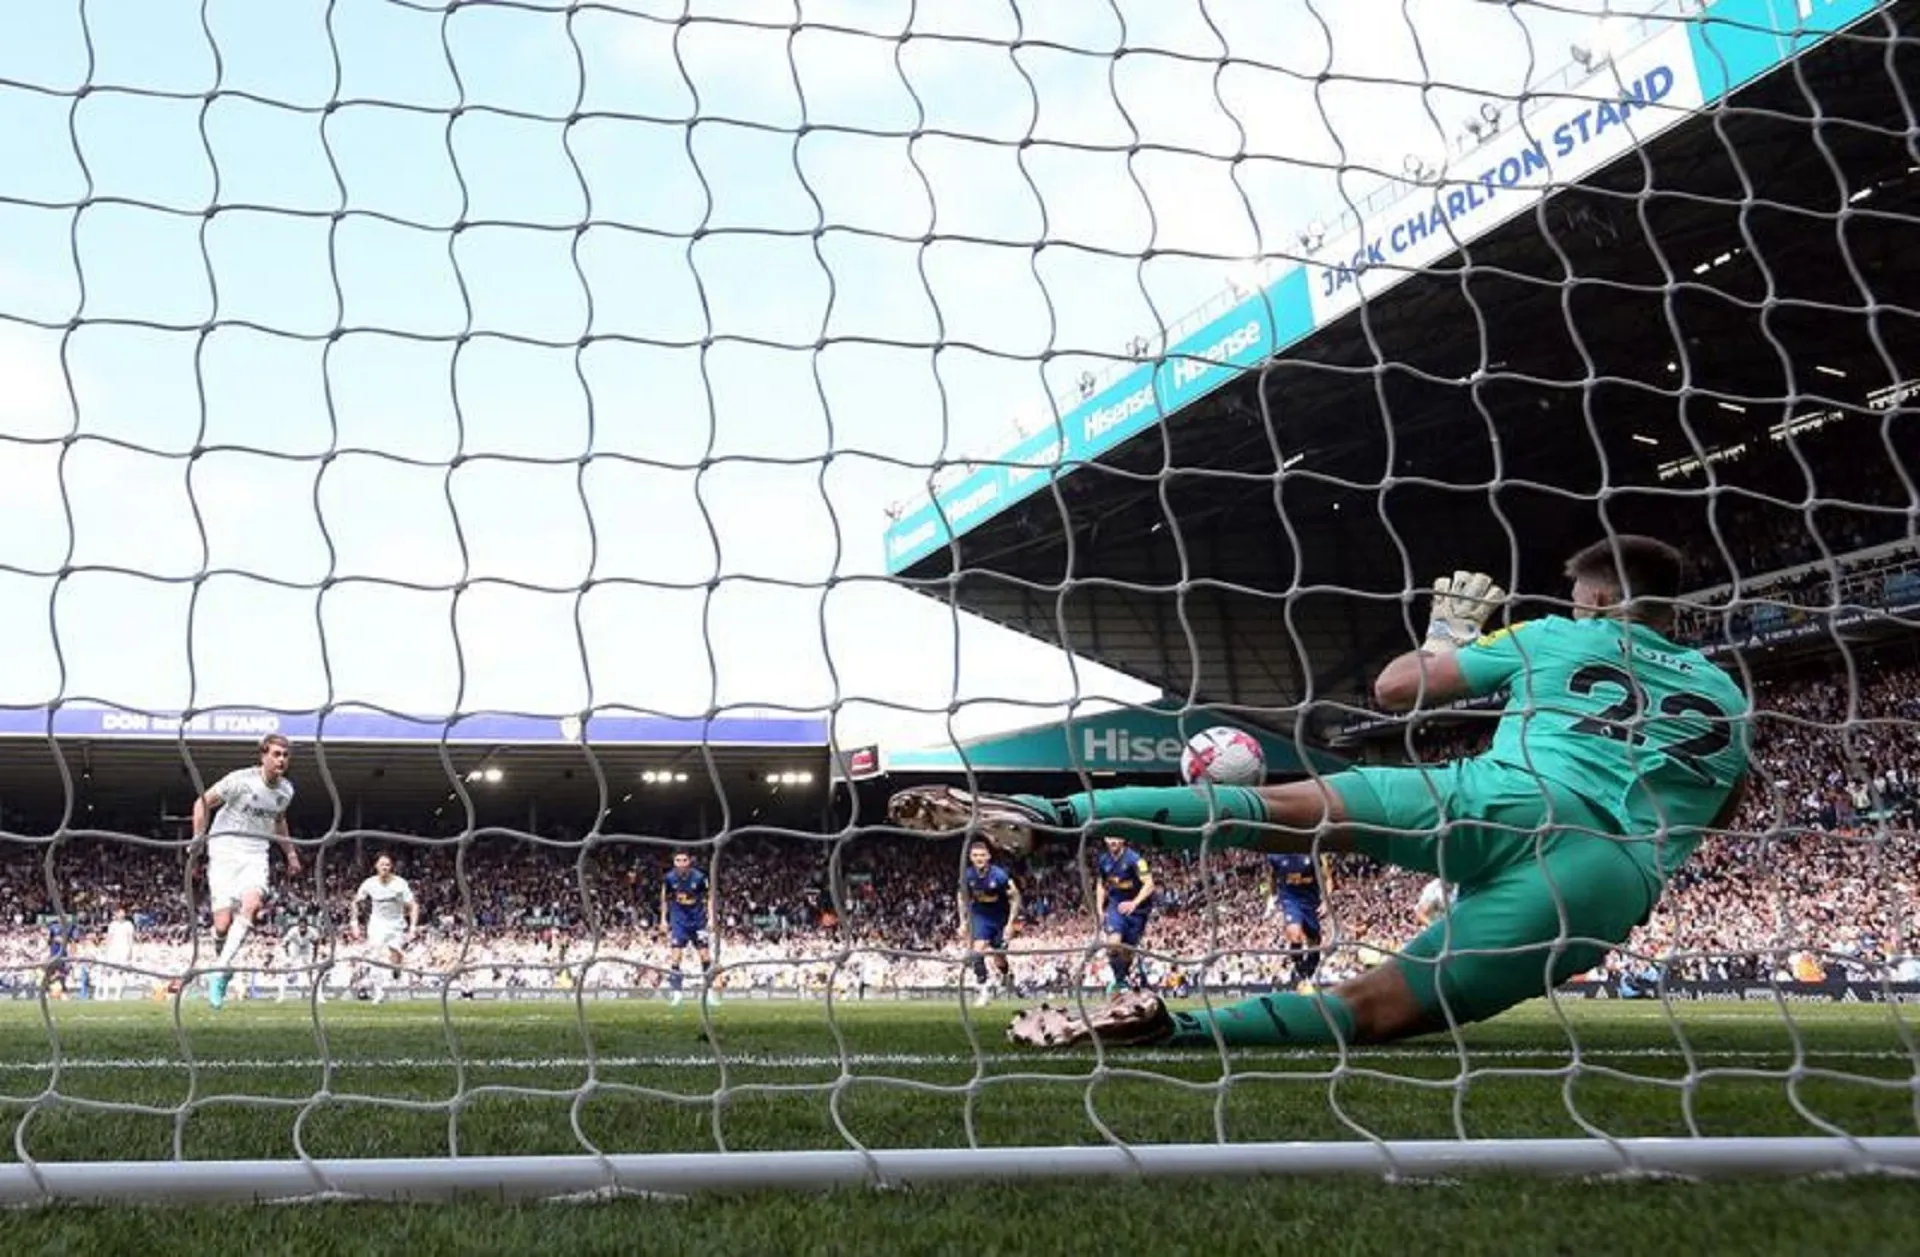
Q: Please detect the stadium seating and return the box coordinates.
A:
[3,638,1914,997]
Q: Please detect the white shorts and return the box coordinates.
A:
[368,924,407,955]
[207,848,270,909]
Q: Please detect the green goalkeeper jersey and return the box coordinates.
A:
[1452,614,1751,881]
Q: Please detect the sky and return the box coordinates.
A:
[0,0,1670,761]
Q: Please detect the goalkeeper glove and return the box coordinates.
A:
[1424,570,1506,650]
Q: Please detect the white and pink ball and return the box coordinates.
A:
[1179,726,1267,787]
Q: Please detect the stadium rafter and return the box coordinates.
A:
[882,0,1920,732]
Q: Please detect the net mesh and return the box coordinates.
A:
[0,0,1915,1202]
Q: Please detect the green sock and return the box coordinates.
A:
[1163,991,1357,1048]
[1011,785,1270,852]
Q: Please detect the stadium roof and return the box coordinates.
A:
[879,0,1919,730]
[0,704,831,827]
[845,701,1347,781]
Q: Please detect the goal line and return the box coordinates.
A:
[0,1047,1913,1071]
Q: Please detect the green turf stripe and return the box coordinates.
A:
[0,1047,1911,1071]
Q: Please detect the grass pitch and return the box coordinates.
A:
[0,991,1915,1254]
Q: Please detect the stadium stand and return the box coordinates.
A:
[6,627,1916,1000]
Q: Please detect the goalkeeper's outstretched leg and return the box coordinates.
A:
[902,772,1650,1049]
[894,544,1751,1050]
[1002,822,1646,1051]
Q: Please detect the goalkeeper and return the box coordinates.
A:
[887,536,1751,1049]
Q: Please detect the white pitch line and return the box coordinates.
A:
[0,1048,1911,1072]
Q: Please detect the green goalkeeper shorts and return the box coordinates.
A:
[1326,760,1659,1024]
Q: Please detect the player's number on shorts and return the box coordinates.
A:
[1565,663,1732,784]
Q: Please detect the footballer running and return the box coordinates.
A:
[350,852,419,1004]
[959,837,1022,1004]
[194,733,302,1010]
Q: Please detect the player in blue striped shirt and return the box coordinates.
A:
[1096,837,1155,992]
[659,851,718,1007]
[959,838,1022,1005]
[1267,852,1332,991]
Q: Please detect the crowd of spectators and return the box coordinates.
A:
[1633,433,1920,647]
[1648,429,1914,589]
[3,495,1918,1001]
[0,643,1915,1000]
[1671,542,1919,648]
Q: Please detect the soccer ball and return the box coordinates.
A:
[1179,726,1267,786]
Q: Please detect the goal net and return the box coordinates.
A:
[0,0,1916,1205]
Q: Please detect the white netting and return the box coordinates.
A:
[0,0,1916,1204]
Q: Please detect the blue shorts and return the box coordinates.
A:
[668,921,709,950]
[969,916,1009,948]
[1277,896,1322,941]
[1103,906,1150,946]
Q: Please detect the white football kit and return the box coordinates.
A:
[279,926,318,996]
[100,918,136,998]
[283,926,315,965]
[103,918,135,964]
[206,768,294,908]
[357,876,415,952]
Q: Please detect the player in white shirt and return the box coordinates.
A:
[98,907,136,1001]
[277,919,322,1003]
[350,853,418,1004]
[193,734,302,1010]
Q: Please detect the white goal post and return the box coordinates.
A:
[3,1138,1919,1206]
